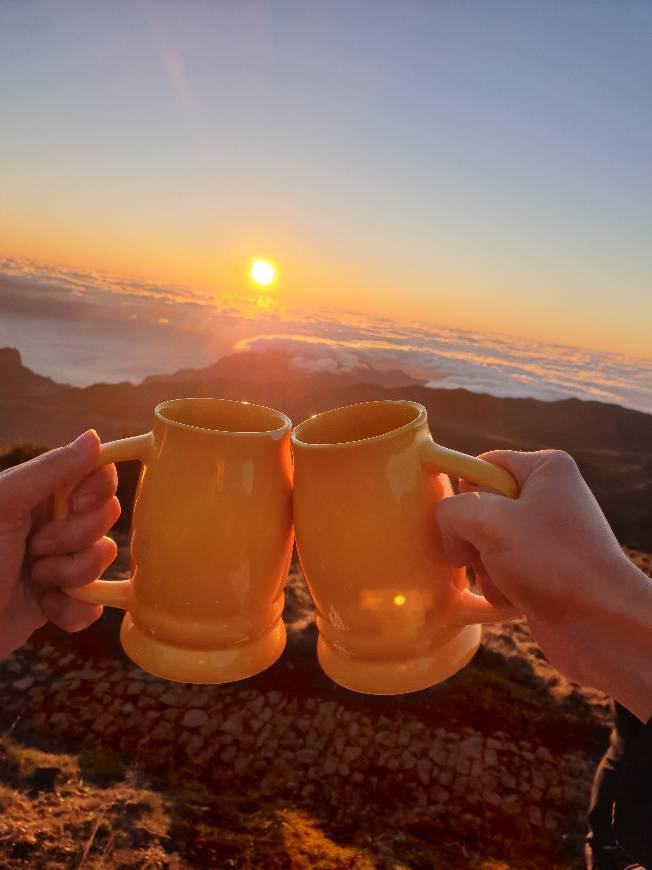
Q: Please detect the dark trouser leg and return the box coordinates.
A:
[585,703,646,869]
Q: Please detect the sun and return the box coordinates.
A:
[250,259,276,286]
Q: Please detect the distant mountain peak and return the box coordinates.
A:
[0,347,23,368]
[0,346,61,400]
[142,348,425,390]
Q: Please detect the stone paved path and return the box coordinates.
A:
[3,648,596,838]
[1,554,624,868]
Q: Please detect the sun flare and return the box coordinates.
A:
[251,259,276,286]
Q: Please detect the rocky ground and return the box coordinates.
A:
[1,543,649,869]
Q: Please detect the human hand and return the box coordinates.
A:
[0,430,120,659]
[437,450,652,720]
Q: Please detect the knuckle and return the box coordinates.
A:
[67,500,118,544]
[43,445,67,466]
[96,464,116,492]
[476,495,516,551]
[49,556,72,583]
[436,495,457,529]
[58,520,88,550]
[43,595,97,632]
[71,609,102,632]
[45,445,76,474]
[61,615,89,633]
[63,553,87,583]
[545,450,578,473]
[101,536,118,563]
[473,496,498,539]
[57,548,99,585]
[41,597,62,622]
[100,498,121,532]
[47,519,68,544]
[91,542,109,570]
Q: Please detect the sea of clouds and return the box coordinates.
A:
[1,256,651,415]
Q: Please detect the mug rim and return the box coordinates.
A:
[155,397,292,438]
[291,399,427,449]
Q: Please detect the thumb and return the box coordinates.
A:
[0,430,100,513]
[436,490,506,566]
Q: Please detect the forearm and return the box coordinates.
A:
[567,558,652,721]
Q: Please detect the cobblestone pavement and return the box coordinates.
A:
[1,555,623,866]
[3,653,595,830]
[0,570,606,868]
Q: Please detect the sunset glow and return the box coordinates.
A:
[0,4,650,358]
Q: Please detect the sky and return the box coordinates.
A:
[1,1,651,357]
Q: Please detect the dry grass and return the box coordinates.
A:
[0,732,579,869]
[0,734,180,868]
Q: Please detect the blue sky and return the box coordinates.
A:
[1,1,651,355]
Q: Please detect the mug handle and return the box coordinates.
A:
[420,438,521,624]
[53,432,154,610]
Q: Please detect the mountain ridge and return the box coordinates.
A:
[2,346,651,549]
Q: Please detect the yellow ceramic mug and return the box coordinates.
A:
[291,399,520,695]
[55,398,294,684]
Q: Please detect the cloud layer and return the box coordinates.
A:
[2,256,651,414]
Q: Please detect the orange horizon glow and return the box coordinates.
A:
[2,235,651,363]
[2,4,651,366]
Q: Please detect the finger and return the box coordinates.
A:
[0,431,100,513]
[472,558,513,609]
[459,478,501,495]
[470,450,558,489]
[31,497,121,556]
[440,524,481,569]
[437,491,509,562]
[40,591,103,633]
[458,449,576,496]
[70,464,118,513]
[31,537,117,587]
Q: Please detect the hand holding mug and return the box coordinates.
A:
[0,431,118,659]
[292,400,520,695]
[438,448,652,720]
[54,399,294,685]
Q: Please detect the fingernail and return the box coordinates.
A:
[72,493,98,512]
[31,538,55,557]
[70,429,99,458]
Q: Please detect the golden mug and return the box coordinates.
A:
[55,398,294,684]
[291,399,519,695]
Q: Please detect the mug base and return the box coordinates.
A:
[120,613,286,685]
[317,623,482,695]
